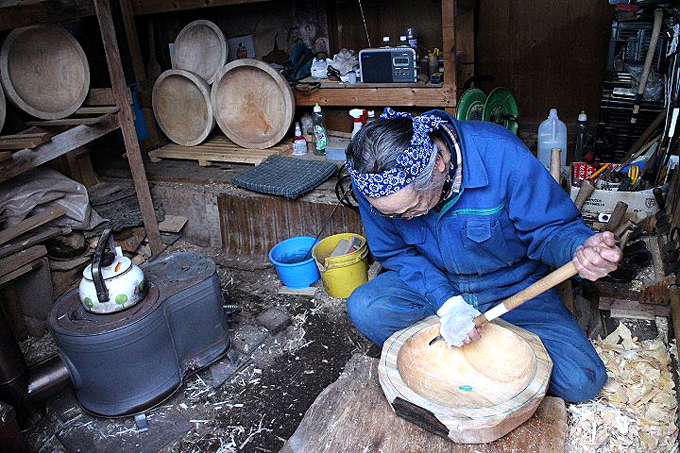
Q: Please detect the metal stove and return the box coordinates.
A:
[48,252,229,417]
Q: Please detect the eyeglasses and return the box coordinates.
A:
[369,192,430,220]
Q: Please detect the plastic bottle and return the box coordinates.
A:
[312,104,328,156]
[349,109,365,138]
[406,27,418,52]
[292,122,307,156]
[537,109,567,169]
[366,110,376,123]
[574,111,588,163]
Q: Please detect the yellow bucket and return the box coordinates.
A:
[312,233,369,298]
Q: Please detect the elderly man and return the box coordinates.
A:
[345,108,622,403]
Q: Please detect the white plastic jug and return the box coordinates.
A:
[537,109,567,169]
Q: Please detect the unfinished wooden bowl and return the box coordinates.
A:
[210,59,295,149]
[379,316,552,444]
[0,25,90,120]
[152,69,215,146]
[172,20,227,85]
[0,83,5,133]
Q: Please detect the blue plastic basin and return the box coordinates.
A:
[269,236,320,288]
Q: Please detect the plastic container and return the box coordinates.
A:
[292,122,307,156]
[312,104,328,156]
[537,108,567,169]
[349,108,364,138]
[269,237,320,288]
[312,233,369,298]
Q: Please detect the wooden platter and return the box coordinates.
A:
[172,20,227,85]
[211,59,294,149]
[0,82,5,133]
[379,316,552,444]
[0,25,90,120]
[152,69,215,146]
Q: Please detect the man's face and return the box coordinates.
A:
[367,137,450,220]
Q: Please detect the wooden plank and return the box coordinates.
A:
[158,215,187,233]
[0,151,11,162]
[294,86,456,107]
[0,0,95,31]
[0,258,43,287]
[0,114,119,183]
[148,135,290,165]
[442,0,456,96]
[278,286,318,296]
[0,207,66,246]
[0,132,52,150]
[26,113,113,127]
[280,354,567,453]
[599,297,671,317]
[132,0,271,15]
[0,245,47,277]
[75,106,120,115]
[0,226,70,259]
[94,0,163,257]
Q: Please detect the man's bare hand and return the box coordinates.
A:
[573,231,622,281]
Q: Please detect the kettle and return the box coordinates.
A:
[79,228,147,314]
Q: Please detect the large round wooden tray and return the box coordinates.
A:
[0,83,5,133]
[152,69,215,146]
[0,25,90,120]
[379,316,552,444]
[210,59,295,149]
[172,20,227,85]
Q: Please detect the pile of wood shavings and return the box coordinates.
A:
[566,323,678,452]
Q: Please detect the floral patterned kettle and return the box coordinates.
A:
[79,228,147,314]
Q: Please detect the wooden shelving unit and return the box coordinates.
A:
[0,0,163,256]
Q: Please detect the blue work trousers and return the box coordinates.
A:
[347,271,607,403]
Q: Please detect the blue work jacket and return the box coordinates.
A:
[353,110,594,311]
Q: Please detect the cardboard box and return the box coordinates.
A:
[569,163,659,221]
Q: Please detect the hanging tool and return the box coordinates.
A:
[627,8,663,148]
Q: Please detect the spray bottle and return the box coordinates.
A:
[349,109,366,138]
[292,122,307,156]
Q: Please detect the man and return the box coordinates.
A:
[345,108,622,403]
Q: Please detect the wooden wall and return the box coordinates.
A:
[476,0,614,124]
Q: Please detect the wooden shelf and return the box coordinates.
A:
[294,86,456,107]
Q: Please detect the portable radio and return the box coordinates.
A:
[359,47,418,83]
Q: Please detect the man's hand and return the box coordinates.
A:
[437,296,482,347]
[573,231,622,281]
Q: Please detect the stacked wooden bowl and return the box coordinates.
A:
[379,316,552,444]
[153,20,295,149]
[0,25,90,120]
[0,83,5,133]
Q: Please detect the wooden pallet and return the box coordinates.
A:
[148,134,291,166]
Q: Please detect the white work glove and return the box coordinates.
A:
[437,295,481,347]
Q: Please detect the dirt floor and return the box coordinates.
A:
[22,240,377,453]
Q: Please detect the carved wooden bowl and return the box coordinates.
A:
[0,25,89,120]
[379,316,552,443]
[152,69,215,146]
[210,59,294,149]
[172,20,227,85]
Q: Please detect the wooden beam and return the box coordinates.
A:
[442,0,456,114]
[131,0,271,16]
[0,246,46,277]
[294,86,456,107]
[94,0,163,257]
[26,113,114,127]
[119,0,162,148]
[0,114,119,183]
[0,0,94,31]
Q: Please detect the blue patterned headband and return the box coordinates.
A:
[346,107,445,197]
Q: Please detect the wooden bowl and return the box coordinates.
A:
[211,59,294,149]
[152,69,215,146]
[172,20,227,85]
[0,83,5,133]
[379,316,552,444]
[0,25,90,120]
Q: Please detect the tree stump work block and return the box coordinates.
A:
[280,354,567,453]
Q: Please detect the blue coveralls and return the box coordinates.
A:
[347,110,607,403]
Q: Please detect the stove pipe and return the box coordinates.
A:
[0,308,71,427]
